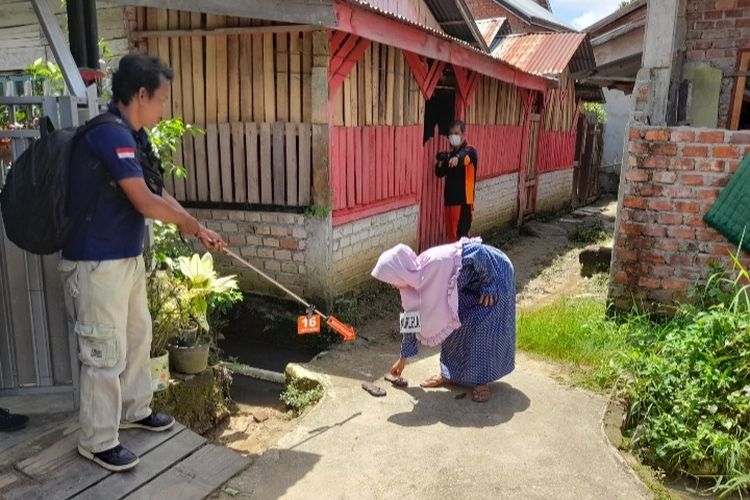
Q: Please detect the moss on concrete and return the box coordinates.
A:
[282,363,326,414]
[152,365,235,434]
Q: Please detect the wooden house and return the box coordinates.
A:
[1,0,596,305]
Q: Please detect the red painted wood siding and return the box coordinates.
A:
[418,129,450,252]
[466,125,524,180]
[330,124,423,223]
[536,129,577,173]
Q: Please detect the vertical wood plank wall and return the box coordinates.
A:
[463,75,579,176]
[463,76,525,179]
[329,43,424,219]
[538,80,579,173]
[136,9,314,207]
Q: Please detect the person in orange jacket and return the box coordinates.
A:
[435,120,478,242]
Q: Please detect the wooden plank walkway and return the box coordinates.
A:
[0,421,249,500]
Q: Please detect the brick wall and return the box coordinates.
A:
[536,169,573,213]
[332,204,419,293]
[473,173,519,233]
[609,125,750,309]
[190,209,309,297]
[684,0,750,128]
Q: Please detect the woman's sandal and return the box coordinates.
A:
[362,382,387,397]
[384,373,408,387]
[471,385,491,403]
[420,375,447,388]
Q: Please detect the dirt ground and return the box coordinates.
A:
[206,198,619,465]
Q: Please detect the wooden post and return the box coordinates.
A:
[311,30,331,209]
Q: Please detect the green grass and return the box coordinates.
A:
[518,296,623,390]
[567,222,612,246]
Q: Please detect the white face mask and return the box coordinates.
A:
[449,134,463,147]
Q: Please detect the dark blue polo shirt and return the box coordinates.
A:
[62,104,147,261]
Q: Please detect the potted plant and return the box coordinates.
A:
[167,253,238,375]
[146,268,185,391]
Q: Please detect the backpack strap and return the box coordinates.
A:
[77,112,164,196]
[78,112,129,137]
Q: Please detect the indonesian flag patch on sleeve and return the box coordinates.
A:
[116,147,136,159]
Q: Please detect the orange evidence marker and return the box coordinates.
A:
[297,314,321,336]
[326,316,356,342]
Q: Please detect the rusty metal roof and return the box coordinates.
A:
[476,17,511,50]
[352,0,489,50]
[492,0,574,32]
[343,0,553,90]
[423,0,489,50]
[350,0,445,33]
[493,32,596,77]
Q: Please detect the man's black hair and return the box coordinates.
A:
[112,54,173,105]
[450,120,466,133]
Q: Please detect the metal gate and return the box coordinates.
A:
[0,90,82,398]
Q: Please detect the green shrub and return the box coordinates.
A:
[615,253,750,497]
[280,384,324,415]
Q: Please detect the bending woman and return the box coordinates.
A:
[371,238,516,403]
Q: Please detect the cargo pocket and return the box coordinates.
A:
[58,260,81,299]
[75,324,119,368]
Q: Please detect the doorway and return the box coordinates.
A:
[418,88,455,251]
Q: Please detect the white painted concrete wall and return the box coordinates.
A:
[601,88,633,193]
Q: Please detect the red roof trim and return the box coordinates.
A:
[334,0,549,91]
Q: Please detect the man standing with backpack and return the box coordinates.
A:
[58,54,225,472]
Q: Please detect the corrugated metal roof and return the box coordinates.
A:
[344,0,553,89]
[493,32,595,77]
[422,0,489,50]
[476,17,508,44]
[353,0,488,51]
[493,0,575,32]
[477,17,511,52]
[347,0,498,56]
[575,82,605,103]
[351,0,445,33]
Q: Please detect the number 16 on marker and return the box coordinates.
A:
[297,314,321,335]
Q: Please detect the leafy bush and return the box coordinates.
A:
[280,384,324,415]
[26,58,64,95]
[583,102,607,124]
[148,118,204,179]
[616,254,750,497]
[149,220,193,265]
[146,223,242,353]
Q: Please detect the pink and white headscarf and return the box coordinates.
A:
[371,238,481,346]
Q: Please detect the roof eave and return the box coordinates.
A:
[584,0,647,33]
[491,0,576,32]
[335,0,550,92]
[455,0,491,52]
[528,16,576,32]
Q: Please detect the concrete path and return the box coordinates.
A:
[218,346,650,500]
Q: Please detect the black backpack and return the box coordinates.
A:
[0,113,163,255]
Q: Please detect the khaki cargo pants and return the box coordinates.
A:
[59,257,153,453]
